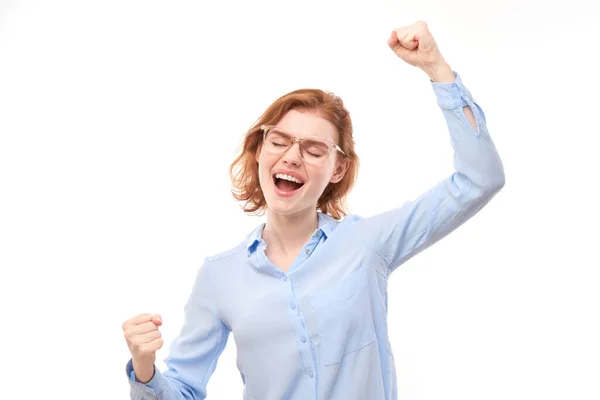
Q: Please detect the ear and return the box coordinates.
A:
[329,157,350,184]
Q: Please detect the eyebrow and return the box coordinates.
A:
[273,126,333,142]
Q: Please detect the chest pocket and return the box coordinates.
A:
[307,264,376,366]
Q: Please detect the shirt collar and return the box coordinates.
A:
[245,211,337,257]
[316,211,336,239]
[245,223,265,256]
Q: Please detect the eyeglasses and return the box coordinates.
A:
[260,124,346,165]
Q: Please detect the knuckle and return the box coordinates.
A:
[132,336,143,347]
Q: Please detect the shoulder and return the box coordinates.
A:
[204,241,246,264]
[203,222,262,264]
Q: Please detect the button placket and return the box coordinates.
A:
[285,281,315,378]
[275,245,319,382]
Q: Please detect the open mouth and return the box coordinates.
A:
[273,173,305,193]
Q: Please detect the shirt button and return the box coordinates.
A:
[301,336,306,343]
[305,249,310,255]
[291,303,296,310]
[283,276,288,281]
[309,370,314,378]
[316,231,321,237]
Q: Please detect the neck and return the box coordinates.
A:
[263,208,318,257]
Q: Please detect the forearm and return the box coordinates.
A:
[432,72,504,193]
[423,58,455,83]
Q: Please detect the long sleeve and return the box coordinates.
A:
[125,261,231,400]
[354,71,505,274]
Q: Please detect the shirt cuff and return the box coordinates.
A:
[430,71,474,110]
[126,358,166,396]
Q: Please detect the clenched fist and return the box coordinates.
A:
[122,313,163,382]
[387,20,454,82]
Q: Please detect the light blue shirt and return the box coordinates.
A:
[126,71,505,400]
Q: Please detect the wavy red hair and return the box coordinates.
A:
[229,88,359,220]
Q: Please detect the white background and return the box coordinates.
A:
[1,0,599,399]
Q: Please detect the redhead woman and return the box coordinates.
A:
[122,20,505,400]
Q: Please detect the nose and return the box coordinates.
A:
[282,142,302,167]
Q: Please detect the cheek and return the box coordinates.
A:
[257,154,276,180]
[307,167,332,191]
[257,161,268,182]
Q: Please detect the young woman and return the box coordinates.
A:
[122,20,505,400]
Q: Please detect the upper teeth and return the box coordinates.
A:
[275,173,303,184]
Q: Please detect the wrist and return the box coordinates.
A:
[132,359,155,383]
[423,59,454,83]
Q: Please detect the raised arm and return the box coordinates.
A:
[353,21,505,274]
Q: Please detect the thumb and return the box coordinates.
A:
[386,31,401,50]
[387,31,412,56]
[152,314,162,326]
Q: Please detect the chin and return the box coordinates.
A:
[265,196,314,217]
[266,199,303,215]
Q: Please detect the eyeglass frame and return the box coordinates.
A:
[260,124,347,163]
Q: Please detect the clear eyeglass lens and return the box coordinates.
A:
[265,130,292,153]
[265,129,331,164]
